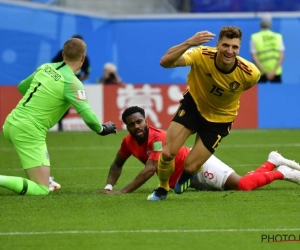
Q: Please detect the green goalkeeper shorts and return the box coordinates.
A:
[3,121,50,169]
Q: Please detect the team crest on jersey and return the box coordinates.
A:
[229,81,241,91]
[178,109,185,117]
[77,90,87,100]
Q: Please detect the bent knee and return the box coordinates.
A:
[185,165,200,174]
[161,150,176,161]
[185,161,203,174]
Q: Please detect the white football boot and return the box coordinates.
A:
[277,165,300,184]
[268,151,300,170]
[49,176,61,191]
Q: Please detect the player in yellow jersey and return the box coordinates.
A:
[147,26,261,200]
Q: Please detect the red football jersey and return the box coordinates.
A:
[119,126,190,188]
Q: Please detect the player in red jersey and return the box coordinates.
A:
[99,106,188,194]
[98,106,300,199]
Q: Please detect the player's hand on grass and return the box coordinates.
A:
[108,190,122,194]
[98,121,117,136]
[98,189,111,194]
[98,189,122,194]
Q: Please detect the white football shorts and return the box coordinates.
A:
[191,154,235,191]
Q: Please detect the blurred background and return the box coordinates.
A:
[0,0,300,129]
[2,0,300,84]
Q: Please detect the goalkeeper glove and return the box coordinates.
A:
[98,121,117,136]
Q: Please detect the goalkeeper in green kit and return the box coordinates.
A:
[1,38,116,195]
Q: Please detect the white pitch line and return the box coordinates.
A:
[1,228,300,236]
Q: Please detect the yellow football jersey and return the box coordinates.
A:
[182,46,260,122]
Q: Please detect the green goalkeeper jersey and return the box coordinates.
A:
[5,62,102,136]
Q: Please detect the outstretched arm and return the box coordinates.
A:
[105,151,127,187]
[119,159,157,193]
[160,30,215,68]
[64,85,116,135]
[101,159,158,194]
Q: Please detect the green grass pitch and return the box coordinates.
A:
[1,129,300,250]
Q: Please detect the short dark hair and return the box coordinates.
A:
[63,38,86,61]
[218,26,242,41]
[121,106,145,124]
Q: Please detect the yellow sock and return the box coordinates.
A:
[157,154,175,191]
